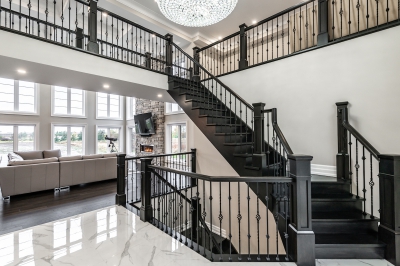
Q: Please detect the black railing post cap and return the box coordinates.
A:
[239,23,248,28]
[336,101,349,107]
[288,154,313,161]
[252,102,266,107]
[117,153,126,157]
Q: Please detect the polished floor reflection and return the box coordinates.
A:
[0,206,393,266]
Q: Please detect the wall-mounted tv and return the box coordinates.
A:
[134,112,155,136]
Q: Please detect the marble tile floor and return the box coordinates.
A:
[0,205,393,266]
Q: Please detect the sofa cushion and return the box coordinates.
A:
[14,151,43,160]
[43,149,61,158]
[8,152,24,162]
[82,154,103,159]
[8,157,58,166]
[102,153,117,158]
[59,155,82,162]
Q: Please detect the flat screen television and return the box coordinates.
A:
[134,112,155,136]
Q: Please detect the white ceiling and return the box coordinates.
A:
[107,0,302,45]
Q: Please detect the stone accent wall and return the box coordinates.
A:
[135,98,165,155]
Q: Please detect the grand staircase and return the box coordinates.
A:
[167,76,386,260]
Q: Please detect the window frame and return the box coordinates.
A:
[51,123,87,156]
[0,122,39,152]
[95,92,124,120]
[165,102,183,115]
[95,125,124,154]
[126,126,136,155]
[165,121,187,154]
[126,97,136,120]
[51,86,87,118]
[0,79,39,115]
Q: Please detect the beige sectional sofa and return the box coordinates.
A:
[0,150,117,198]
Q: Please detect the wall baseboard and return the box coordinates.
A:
[311,164,336,177]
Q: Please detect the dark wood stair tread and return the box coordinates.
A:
[224,142,253,146]
[215,132,252,136]
[315,233,384,247]
[312,195,365,202]
[312,211,378,221]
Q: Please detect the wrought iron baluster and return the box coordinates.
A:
[355,139,360,198]
[357,0,360,32]
[237,182,242,260]
[228,182,232,261]
[332,0,336,40]
[349,133,353,193]
[266,182,270,261]
[340,0,343,37]
[362,146,366,215]
[202,180,206,256]
[247,183,251,261]
[256,183,261,261]
[219,182,223,261]
[367,0,370,29]
[370,153,375,218]
[209,181,213,261]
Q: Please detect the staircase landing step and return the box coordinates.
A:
[313,211,377,221]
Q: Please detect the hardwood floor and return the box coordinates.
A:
[0,179,117,236]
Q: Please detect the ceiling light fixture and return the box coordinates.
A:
[252,20,257,24]
[17,69,26,74]
[155,0,238,27]
[157,94,162,98]
[103,84,110,89]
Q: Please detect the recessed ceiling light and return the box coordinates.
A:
[157,94,162,98]
[252,20,257,24]
[218,36,222,40]
[17,69,26,74]
[103,13,107,17]
[103,84,110,89]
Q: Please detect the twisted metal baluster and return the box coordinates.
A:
[256,183,261,261]
[238,182,242,260]
[349,133,353,194]
[228,182,232,261]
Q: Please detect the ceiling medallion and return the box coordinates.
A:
[155,0,238,27]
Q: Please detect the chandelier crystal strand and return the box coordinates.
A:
[156,0,238,27]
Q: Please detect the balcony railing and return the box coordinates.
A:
[196,0,400,77]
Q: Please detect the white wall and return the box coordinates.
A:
[219,26,400,168]
[0,84,126,158]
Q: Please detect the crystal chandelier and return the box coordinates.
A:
[155,0,238,27]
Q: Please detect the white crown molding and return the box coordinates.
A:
[110,0,216,45]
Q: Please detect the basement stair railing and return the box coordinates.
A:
[115,152,315,264]
[336,102,400,266]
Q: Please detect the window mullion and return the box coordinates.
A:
[14,125,18,151]
[67,127,71,155]
[67,88,71,114]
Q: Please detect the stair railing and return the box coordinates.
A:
[168,41,255,150]
[336,102,400,265]
[0,0,168,73]
[116,153,315,265]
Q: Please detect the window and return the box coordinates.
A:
[0,124,37,162]
[96,92,122,119]
[166,102,183,114]
[52,125,85,156]
[52,86,85,117]
[167,123,187,154]
[97,127,121,154]
[126,97,136,120]
[0,78,37,114]
[127,127,136,155]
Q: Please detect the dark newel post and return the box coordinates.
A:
[378,155,400,266]
[317,0,329,45]
[191,148,197,187]
[116,153,126,205]
[165,34,173,77]
[75,27,84,49]
[191,196,201,242]
[252,103,266,175]
[140,158,153,222]
[87,0,99,53]
[253,103,265,154]
[192,47,200,81]
[188,67,193,80]
[145,52,152,69]
[239,23,248,70]
[336,102,349,181]
[288,154,315,266]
